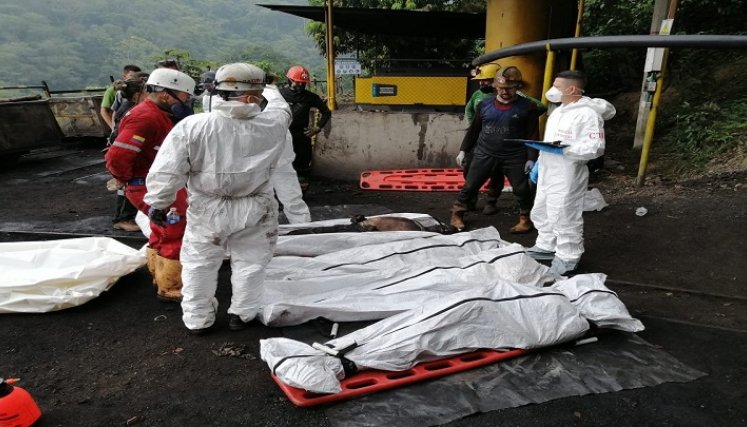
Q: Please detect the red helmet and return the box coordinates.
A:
[286,65,310,83]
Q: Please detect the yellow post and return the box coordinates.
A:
[539,47,555,135]
[325,0,337,110]
[635,68,665,187]
[484,0,552,99]
[570,0,585,70]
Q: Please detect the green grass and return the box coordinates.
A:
[654,53,747,172]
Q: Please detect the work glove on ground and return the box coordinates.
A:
[524,160,535,174]
[456,151,466,168]
[303,126,321,137]
[148,207,168,227]
[106,178,124,192]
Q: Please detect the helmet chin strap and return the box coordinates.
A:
[164,88,187,107]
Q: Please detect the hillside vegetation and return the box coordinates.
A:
[0,0,323,89]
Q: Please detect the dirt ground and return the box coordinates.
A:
[1,122,745,426]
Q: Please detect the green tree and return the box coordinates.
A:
[305,0,485,72]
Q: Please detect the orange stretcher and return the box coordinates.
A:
[271,348,527,407]
[359,168,511,192]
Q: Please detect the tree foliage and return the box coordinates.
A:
[581,0,747,93]
[305,0,485,72]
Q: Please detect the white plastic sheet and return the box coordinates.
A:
[0,237,145,313]
[583,187,609,212]
[262,274,639,394]
[261,226,558,326]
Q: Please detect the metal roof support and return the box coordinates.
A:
[325,0,337,111]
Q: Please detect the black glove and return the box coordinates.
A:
[264,74,278,85]
[148,207,167,227]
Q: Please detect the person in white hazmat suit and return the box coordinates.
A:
[526,70,616,277]
[144,62,292,334]
[202,78,311,224]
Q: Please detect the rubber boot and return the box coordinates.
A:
[450,202,467,231]
[510,211,534,234]
[482,202,498,216]
[154,255,183,303]
[465,196,477,212]
[145,247,158,286]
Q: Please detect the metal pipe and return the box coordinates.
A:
[473,34,747,65]
[570,0,585,70]
[0,85,47,91]
[635,69,663,187]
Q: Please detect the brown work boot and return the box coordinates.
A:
[450,203,467,231]
[510,212,534,234]
[112,219,140,232]
[145,247,159,286]
[154,255,183,302]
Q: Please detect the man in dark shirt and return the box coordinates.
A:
[450,75,541,233]
[279,65,332,191]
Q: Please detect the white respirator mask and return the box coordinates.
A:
[545,86,563,103]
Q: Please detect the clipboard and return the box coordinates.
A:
[504,139,569,148]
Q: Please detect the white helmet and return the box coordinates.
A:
[214,63,265,92]
[146,68,195,95]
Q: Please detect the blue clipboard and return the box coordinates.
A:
[504,139,569,148]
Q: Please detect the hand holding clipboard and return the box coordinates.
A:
[504,139,568,155]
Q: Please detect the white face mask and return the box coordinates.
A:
[545,86,563,103]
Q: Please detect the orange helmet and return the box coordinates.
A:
[286,65,311,83]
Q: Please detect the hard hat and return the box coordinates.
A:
[146,68,195,95]
[502,66,524,87]
[471,63,501,80]
[286,65,311,83]
[214,63,266,91]
[157,58,180,70]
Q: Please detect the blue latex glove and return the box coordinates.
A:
[148,207,168,227]
[526,142,565,155]
[529,161,539,184]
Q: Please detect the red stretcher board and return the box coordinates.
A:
[271,348,527,407]
[359,168,511,192]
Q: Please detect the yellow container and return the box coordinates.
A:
[355,76,468,106]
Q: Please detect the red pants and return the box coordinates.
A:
[125,183,188,260]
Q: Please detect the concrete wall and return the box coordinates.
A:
[313,109,466,181]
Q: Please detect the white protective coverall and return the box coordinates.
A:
[531,97,616,266]
[144,86,292,330]
[272,131,311,224]
[203,92,311,225]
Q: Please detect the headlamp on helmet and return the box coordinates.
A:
[214,63,266,92]
[145,68,195,95]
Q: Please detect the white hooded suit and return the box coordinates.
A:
[531,97,616,265]
[203,91,311,225]
[144,86,292,330]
